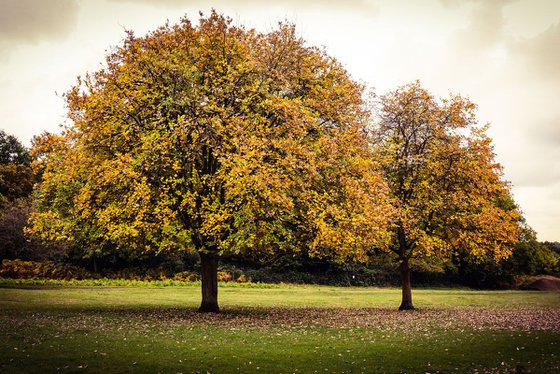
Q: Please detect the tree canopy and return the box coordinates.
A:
[0,130,30,166]
[29,12,393,312]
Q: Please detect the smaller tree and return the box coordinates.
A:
[372,82,522,310]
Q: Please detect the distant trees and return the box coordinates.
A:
[507,227,559,276]
[0,130,31,165]
[28,12,393,312]
[0,130,46,260]
[0,130,34,205]
[371,82,522,310]
[448,225,559,289]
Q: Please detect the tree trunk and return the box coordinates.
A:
[399,258,415,310]
[198,252,219,313]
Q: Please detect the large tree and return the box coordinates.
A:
[29,12,392,312]
[372,82,522,310]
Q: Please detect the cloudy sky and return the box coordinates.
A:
[0,0,559,241]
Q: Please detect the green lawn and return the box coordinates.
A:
[1,283,559,373]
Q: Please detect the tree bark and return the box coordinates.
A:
[399,258,415,310]
[198,252,220,313]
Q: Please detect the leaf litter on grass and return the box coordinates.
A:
[3,307,560,335]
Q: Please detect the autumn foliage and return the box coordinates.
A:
[28,12,392,312]
[26,12,525,312]
[372,82,522,309]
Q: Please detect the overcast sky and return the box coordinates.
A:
[0,0,559,241]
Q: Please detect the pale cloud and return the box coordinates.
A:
[508,141,560,187]
[108,0,380,17]
[0,0,79,44]
[453,0,512,50]
[529,117,560,146]
[510,22,560,79]
[515,185,560,239]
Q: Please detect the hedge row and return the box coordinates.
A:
[0,259,246,283]
[0,259,418,287]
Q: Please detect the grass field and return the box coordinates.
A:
[1,282,559,373]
